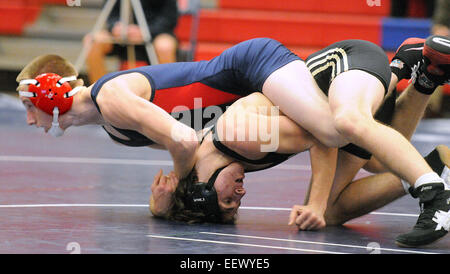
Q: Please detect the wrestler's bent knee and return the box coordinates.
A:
[333,111,373,144]
[324,209,347,226]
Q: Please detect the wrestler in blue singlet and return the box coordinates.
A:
[90,38,301,146]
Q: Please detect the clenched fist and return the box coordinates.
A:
[288,205,326,231]
[149,169,179,217]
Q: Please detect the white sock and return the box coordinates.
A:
[414,172,446,189]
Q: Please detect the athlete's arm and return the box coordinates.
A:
[288,140,338,230]
[215,92,338,230]
[216,92,314,158]
[96,73,198,178]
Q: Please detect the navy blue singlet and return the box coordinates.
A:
[90,38,301,146]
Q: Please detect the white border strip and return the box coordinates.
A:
[146,234,347,254]
[239,206,419,217]
[199,232,436,254]
[0,204,419,218]
[369,211,419,217]
[412,133,450,143]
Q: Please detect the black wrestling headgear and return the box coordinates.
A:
[183,166,226,222]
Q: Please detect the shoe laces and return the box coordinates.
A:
[432,210,450,231]
[409,61,420,84]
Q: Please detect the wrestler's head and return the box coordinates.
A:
[16,55,84,136]
[168,162,246,223]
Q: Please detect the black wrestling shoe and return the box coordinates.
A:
[396,146,450,247]
[390,37,425,81]
[412,35,450,94]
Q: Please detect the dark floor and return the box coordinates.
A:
[0,94,449,254]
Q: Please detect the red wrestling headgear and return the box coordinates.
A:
[18,73,81,115]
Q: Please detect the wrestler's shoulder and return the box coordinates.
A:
[97,72,151,102]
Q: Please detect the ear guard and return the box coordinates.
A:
[18,73,82,137]
[18,73,81,115]
[183,166,226,222]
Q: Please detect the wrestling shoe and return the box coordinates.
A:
[390,37,425,81]
[396,145,450,248]
[412,35,450,94]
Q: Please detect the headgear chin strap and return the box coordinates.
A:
[48,107,64,137]
[183,166,227,222]
[18,73,81,137]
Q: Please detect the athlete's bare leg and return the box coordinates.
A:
[262,60,347,148]
[325,79,441,225]
[364,81,432,173]
[264,58,437,188]
[325,170,406,225]
[325,144,450,226]
[328,69,436,186]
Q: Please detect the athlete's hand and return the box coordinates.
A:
[111,23,143,43]
[111,22,124,39]
[126,24,144,43]
[288,205,326,231]
[149,170,178,217]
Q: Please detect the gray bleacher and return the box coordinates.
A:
[0,0,216,77]
[0,0,118,76]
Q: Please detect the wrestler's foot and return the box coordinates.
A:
[390,37,425,81]
[405,145,450,194]
[412,35,450,94]
[396,145,450,248]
